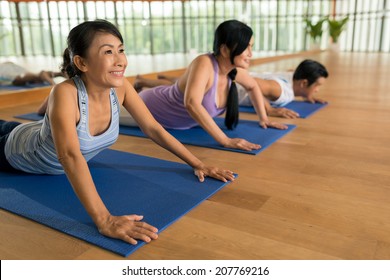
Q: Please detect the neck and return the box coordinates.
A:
[292,79,303,97]
[214,55,235,76]
[80,75,111,101]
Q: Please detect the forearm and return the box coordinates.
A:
[249,91,269,122]
[60,154,110,226]
[263,98,280,117]
[186,104,229,146]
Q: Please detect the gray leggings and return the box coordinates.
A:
[0,120,21,172]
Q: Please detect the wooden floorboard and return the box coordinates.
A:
[0,51,390,260]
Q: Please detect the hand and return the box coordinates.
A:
[223,137,261,151]
[97,214,158,245]
[307,96,327,104]
[194,165,235,183]
[259,120,288,130]
[269,107,299,119]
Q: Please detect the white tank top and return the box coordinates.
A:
[5,76,120,174]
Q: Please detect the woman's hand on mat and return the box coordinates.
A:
[259,120,288,130]
[269,107,299,119]
[194,166,235,183]
[97,214,158,245]
[224,138,261,151]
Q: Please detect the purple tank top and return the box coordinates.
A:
[139,54,226,129]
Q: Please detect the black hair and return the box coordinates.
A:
[213,19,253,64]
[226,68,238,130]
[213,20,253,130]
[61,19,123,78]
[293,59,329,86]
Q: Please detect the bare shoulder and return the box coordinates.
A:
[49,79,78,108]
[179,54,214,86]
[52,79,76,94]
[189,54,213,69]
[184,54,213,77]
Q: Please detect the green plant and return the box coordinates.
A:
[327,16,349,43]
[304,17,326,43]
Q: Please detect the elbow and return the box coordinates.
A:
[140,120,166,140]
[57,150,81,170]
[184,100,199,115]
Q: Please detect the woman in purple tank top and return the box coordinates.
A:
[121,20,287,151]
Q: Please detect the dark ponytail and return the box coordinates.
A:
[61,48,78,78]
[225,68,239,130]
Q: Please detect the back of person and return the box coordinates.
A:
[238,72,294,107]
[0,62,27,85]
[137,54,226,129]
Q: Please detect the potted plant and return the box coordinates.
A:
[304,17,326,49]
[327,16,349,51]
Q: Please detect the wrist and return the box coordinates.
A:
[91,210,111,229]
[192,161,206,170]
[219,135,231,147]
[260,115,269,123]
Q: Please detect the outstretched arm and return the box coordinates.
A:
[264,98,300,119]
[236,68,288,129]
[48,82,158,245]
[121,78,235,182]
[182,56,261,151]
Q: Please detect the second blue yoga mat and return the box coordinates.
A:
[0,149,233,257]
[239,100,328,118]
[14,114,296,155]
[119,118,296,155]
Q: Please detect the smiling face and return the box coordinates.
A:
[233,36,254,69]
[74,32,128,89]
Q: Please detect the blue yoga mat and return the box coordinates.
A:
[14,114,296,155]
[14,112,43,121]
[0,82,49,91]
[119,118,296,155]
[0,149,233,257]
[239,100,328,118]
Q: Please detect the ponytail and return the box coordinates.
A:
[61,48,79,78]
[225,68,239,130]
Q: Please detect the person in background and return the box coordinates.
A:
[132,59,329,119]
[0,61,67,86]
[119,19,287,152]
[238,59,329,118]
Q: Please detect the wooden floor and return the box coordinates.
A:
[1,51,390,260]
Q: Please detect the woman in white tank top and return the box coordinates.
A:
[1,19,235,246]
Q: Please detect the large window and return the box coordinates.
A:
[1,0,389,57]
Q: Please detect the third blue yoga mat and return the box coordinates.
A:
[0,149,233,257]
[14,114,296,155]
[239,100,328,118]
